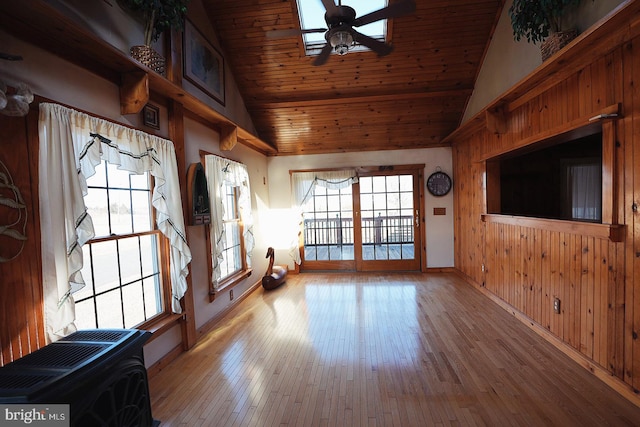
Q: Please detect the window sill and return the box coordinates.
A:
[480,214,624,242]
[209,268,253,302]
[141,312,184,344]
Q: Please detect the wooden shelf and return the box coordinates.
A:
[0,0,277,156]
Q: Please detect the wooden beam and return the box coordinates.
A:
[478,104,619,161]
[601,120,617,225]
[167,100,197,350]
[120,71,149,115]
[248,88,474,110]
[220,124,238,151]
[485,105,507,134]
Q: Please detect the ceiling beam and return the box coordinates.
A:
[248,88,474,110]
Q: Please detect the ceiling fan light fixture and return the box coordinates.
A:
[329,31,353,55]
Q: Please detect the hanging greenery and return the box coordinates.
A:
[509,0,581,44]
[119,0,190,46]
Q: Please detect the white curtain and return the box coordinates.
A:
[567,163,601,221]
[38,103,192,342]
[289,170,357,263]
[204,154,254,291]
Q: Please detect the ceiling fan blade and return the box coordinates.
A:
[320,0,339,17]
[267,28,326,39]
[312,43,334,66]
[352,31,393,56]
[352,0,416,27]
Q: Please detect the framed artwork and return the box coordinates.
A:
[142,104,160,129]
[183,19,225,105]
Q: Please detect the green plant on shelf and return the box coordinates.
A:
[119,0,190,46]
[509,0,582,44]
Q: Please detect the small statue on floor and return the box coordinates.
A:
[262,247,287,290]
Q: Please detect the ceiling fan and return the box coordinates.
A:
[267,0,416,66]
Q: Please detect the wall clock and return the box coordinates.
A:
[427,170,452,196]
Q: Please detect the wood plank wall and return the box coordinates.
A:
[0,107,46,366]
[451,39,640,396]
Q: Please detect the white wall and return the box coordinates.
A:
[267,148,455,269]
[463,0,627,122]
[180,0,258,134]
[43,0,257,134]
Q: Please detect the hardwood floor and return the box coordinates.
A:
[149,272,640,426]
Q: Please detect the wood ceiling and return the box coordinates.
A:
[201,0,504,156]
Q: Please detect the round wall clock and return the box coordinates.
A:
[427,170,452,196]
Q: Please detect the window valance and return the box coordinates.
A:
[289,169,357,263]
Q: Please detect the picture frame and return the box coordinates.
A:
[183,19,225,105]
[142,104,160,129]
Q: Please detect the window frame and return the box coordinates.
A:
[488,128,603,223]
[482,108,623,242]
[216,184,249,283]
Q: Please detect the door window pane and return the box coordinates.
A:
[360,175,415,261]
[302,185,354,261]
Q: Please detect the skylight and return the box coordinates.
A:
[296,0,387,55]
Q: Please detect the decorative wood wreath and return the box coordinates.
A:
[0,160,27,262]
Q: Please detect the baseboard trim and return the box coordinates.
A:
[426,266,456,273]
[147,343,183,378]
[452,268,640,409]
[196,279,262,339]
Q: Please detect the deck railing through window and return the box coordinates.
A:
[303,215,414,246]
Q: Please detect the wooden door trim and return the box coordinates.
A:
[356,166,424,272]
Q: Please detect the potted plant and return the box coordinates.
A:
[509,0,582,61]
[119,0,190,75]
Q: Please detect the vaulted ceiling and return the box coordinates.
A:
[201,0,504,156]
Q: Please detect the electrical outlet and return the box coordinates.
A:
[553,297,561,314]
[230,289,234,301]
[481,264,485,272]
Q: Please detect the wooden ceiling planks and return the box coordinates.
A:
[201,0,503,155]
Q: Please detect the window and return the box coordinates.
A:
[39,103,191,341]
[488,127,603,223]
[292,166,422,271]
[203,153,254,300]
[219,184,245,280]
[302,183,354,261]
[562,159,602,221]
[359,175,415,260]
[75,161,168,329]
[296,0,388,56]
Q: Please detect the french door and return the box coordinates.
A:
[301,165,424,271]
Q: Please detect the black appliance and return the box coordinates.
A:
[0,329,153,426]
